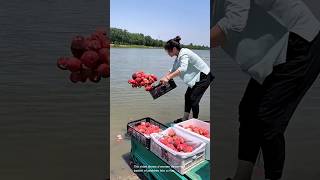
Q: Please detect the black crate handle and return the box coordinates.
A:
[149,80,177,100]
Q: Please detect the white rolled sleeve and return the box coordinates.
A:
[217,0,250,38]
[177,55,189,73]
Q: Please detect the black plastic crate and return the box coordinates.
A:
[149,80,177,100]
[127,117,168,149]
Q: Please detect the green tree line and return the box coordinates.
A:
[110,28,209,50]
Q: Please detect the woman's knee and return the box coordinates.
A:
[190,96,200,107]
[257,105,288,140]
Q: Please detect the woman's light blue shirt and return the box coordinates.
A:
[170,48,210,88]
[214,0,320,84]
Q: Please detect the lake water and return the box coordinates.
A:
[110,48,210,178]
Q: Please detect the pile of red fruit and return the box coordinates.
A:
[183,125,210,138]
[159,129,194,153]
[128,71,158,91]
[134,122,162,135]
[57,29,110,83]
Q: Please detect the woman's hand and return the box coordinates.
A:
[160,76,170,84]
[211,24,226,48]
[161,69,180,84]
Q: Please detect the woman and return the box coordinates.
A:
[160,36,213,123]
[212,0,320,179]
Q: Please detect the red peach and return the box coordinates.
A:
[69,72,82,83]
[128,79,136,84]
[145,130,151,135]
[160,138,168,145]
[150,74,157,81]
[97,64,109,78]
[57,57,69,70]
[140,81,145,86]
[98,48,109,65]
[89,70,101,83]
[135,78,142,83]
[91,30,108,48]
[187,146,193,152]
[132,73,138,79]
[167,129,176,137]
[66,57,82,72]
[86,39,101,51]
[80,50,99,69]
[199,129,204,135]
[145,86,153,91]
[79,69,91,82]
[166,137,174,144]
[167,144,176,151]
[71,35,86,58]
[203,129,209,135]
[177,137,185,144]
[173,139,182,147]
[177,144,187,152]
[183,146,193,153]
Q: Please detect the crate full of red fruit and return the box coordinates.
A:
[174,119,210,160]
[150,127,206,174]
[127,117,168,149]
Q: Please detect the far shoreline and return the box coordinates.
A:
[110,44,209,50]
[110,44,161,49]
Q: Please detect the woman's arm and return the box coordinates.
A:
[167,69,181,80]
[160,69,181,84]
[211,25,226,48]
[212,0,251,47]
[166,70,172,76]
[160,55,189,84]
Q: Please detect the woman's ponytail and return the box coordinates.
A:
[164,36,182,51]
[173,36,181,43]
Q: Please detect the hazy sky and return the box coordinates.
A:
[111,0,210,46]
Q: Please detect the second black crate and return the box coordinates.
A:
[127,117,168,149]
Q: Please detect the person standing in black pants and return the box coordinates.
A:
[212,0,320,179]
[184,72,213,120]
[160,36,213,122]
[237,32,320,180]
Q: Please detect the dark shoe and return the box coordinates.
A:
[173,118,183,123]
[225,178,232,180]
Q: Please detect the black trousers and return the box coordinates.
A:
[238,32,320,179]
[185,72,214,118]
